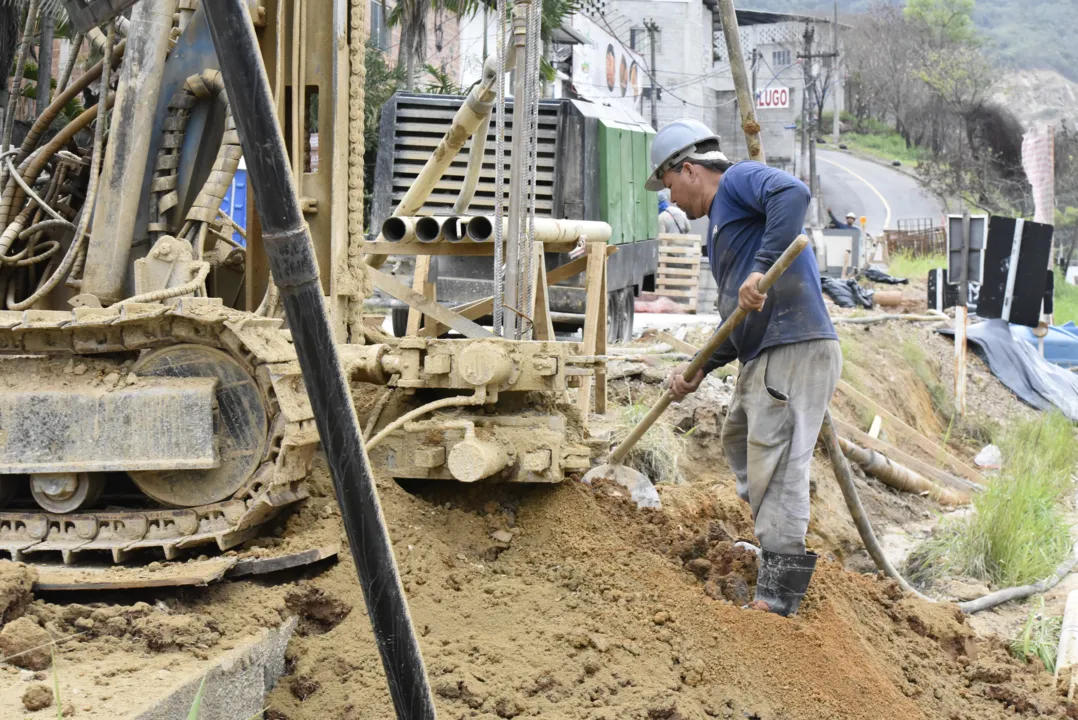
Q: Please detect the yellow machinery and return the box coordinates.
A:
[0,0,609,566]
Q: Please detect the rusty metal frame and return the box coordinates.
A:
[247,0,353,338]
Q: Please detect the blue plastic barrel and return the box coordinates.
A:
[218,158,248,246]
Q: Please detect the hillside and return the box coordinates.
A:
[995,69,1078,130]
[748,0,1077,83]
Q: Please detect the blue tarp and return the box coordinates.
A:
[1012,323,1078,369]
[939,320,1078,421]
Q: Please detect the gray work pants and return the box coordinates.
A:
[721,339,842,555]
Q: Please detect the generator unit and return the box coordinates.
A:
[371,93,659,342]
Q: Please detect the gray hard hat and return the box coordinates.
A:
[645,119,725,192]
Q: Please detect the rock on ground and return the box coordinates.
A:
[22,683,53,711]
[0,617,51,670]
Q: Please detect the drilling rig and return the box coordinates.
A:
[0,0,611,570]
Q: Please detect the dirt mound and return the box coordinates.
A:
[265,465,1073,719]
[0,560,35,622]
[0,323,1066,718]
[0,616,51,670]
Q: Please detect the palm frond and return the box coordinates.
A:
[0,0,69,23]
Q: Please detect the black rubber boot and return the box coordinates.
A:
[753,550,818,617]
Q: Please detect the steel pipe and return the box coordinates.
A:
[443,215,470,242]
[414,216,444,243]
[82,0,179,304]
[503,0,531,338]
[466,216,613,244]
[202,3,435,718]
[381,216,416,243]
[453,113,492,215]
[365,49,517,269]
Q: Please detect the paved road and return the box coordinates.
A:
[816,149,945,237]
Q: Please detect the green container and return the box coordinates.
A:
[597,119,657,246]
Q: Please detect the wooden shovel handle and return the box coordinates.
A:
[607,234,810,466]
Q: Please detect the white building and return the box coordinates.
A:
[712,9,847,176]
[574,2,845,176]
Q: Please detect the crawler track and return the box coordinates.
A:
[0,298,318,564]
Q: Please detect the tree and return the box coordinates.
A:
[389,0,480,90]
[1055,206,1078,276]
[388,0,578,90]
[904,0,977,48]
[420,62,463,95]
[364,40,405,226]
[846,1,926,147]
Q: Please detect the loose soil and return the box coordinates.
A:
[1,319,1072,719]
[261,454,1072,720]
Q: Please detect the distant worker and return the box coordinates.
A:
[658,188,691,234]
[647,118,840,617]
[827,207,857,230]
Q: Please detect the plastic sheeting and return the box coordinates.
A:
[821,276,874,309]
[862,268,909,285]
[939,319,1078,421]
[1012,324,1078,369]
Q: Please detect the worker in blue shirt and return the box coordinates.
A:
[645,119,841,617]
[828,207,858,230]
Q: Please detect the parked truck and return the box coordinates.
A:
[371,93,659,342]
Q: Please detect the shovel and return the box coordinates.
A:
[582,235,811,508]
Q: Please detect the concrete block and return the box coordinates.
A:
[130,617,297,720]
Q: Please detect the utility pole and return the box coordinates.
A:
[483,3,488,61]
[716,0,764,162]
[750,48,759,98]
[798,22,838,218]
[954,210,971,416]
[809,136,818,226]
[799,24,812,183]
[831,0,840,144]
[644,19,660,129]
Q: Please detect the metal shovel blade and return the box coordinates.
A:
[581,463,662,509]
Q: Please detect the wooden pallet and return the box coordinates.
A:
[656,233,702,312]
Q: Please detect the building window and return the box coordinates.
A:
[370,0,389,51]
[772,49,792,68]
[630,27,659,54]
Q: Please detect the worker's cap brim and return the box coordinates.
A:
[644,172,665,192]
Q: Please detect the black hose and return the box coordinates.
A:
[201,4,436,718]
[820,411,933,602]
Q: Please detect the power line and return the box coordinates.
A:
[594,12,722,111]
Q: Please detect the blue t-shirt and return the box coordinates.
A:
[702,161,837,372]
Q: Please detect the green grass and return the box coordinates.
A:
[1055,268,1078,325]
[900,340,951,421]
[907,412,1078,588]
[887,251,946,282]
[838,334,869,391]
[841,131,927,167]
[899,339,998,446]
[616,401,685,486]
[52,647,62,720]
[1011,599,1063,673]
[187,678,206,720]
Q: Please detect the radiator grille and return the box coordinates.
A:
[386,95,562,219]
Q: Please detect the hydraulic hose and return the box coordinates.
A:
[6,27,116,311]
[202,4,437,718]
[820,410,934,603]
[367,393,485,451]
